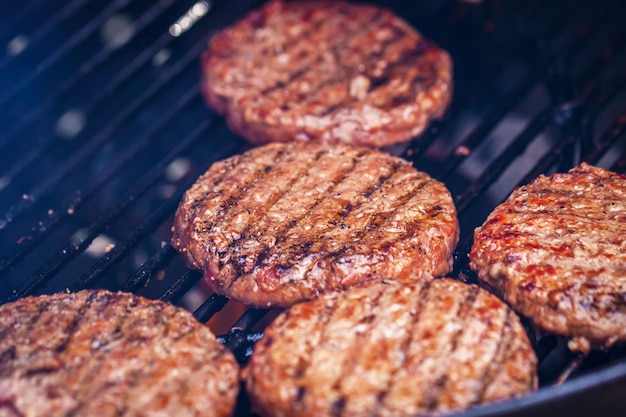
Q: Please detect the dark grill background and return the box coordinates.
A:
[1,0,626,416]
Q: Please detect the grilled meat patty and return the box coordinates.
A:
[246,278,537,417]
[171,142,459,308]
[201,0,452,148]
[470,163,626,353]
[0,290,239,417]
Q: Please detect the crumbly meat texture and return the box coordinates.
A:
[246,278,537,417]
[0,290,239,417]
[470,163,626,353]
[201,0,452,148]
[171,141,459,308]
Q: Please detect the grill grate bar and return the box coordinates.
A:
[223,309,269,362]
[60,129,244,296]
[583,110,626,166]
[4,116,212,301]
[120,245,178,293]
[611,150,626,173]
[0,89,204,277]
[0,0,50,42]
[435,72,538,181]
[159,270,202,304]
[0,0,185,150]
[0,33,213,230]
[0,0,135,108]
[66,195,181,293]
[0,0,93,69]
[434,1,617,182]
[193,292,229,323]
[455,108,553,215]
[27,117,209,294]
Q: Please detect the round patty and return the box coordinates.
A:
[202,0,452,148]
[246,278,537,417]
[470,163,626,353]
[171,141,459,308]
[0,290,239,417]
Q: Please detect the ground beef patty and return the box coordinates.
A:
[246,278,537,417]
[0,290,239,417]
[201,0,452,148]
[470,163,626,353]
[171,142,459,308]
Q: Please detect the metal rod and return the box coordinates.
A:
[0,32,214,231]
[0,0,135,107]
[0,92,206,276]
[159,270,202,303]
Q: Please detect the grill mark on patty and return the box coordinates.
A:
[420,285,481,413]
[332,286,393,417]
[254,158,405,284]
[288,301,341,412]
[435,289,510,411]
[106,307,198,416]
[255,10,384,101]
[0,298,54,377]
[359,42,435,112]
[381,282,478,415]
[298,284,387,415]
[330,283,402,417]
[285,17,408,108]
[480,222,626,265]
[338,281,430,416]
[178,156,240,229]
[476,309,514,404]
[222,149,370,288]
[210,146,327,253]
[302,171,432,283]
[223,147,368,280]
[211,3,329,67]
[64,293,140,416]
[374,280,433,415]
[190,147,289,242]
[249,155,405,275]
[185,147,294,268]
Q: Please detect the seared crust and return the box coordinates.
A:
[202,0,452,148]
[171,142,459,308]
[0,290,239,417]
[246,278,537,417]
[470,163,626,352]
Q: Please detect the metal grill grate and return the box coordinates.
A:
[1,1,626,416]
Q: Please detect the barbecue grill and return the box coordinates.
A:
[1,0,626,416]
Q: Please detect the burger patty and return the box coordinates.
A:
[171,141,459,308]
[246,278,537,417]
[201,0,452,148]
[0,290,239,417]
[470,163,626,353]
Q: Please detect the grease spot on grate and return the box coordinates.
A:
[7,35,28,56]
[56,109,86,139]
[169,1,211,37]
[101,14,135,49]
[152,48,171,67]
[166,157,191,182]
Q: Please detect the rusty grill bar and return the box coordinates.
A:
[1,0,626,416]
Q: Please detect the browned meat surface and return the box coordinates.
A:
[246,278,537,417]
[171,141,459,308]
[470,163,626,353]
[0,290,239,417]
[201,0,452,148]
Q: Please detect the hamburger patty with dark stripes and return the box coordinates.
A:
[0,290,239,417]
[470,163,626,353]
[171,142,459,308]
[246,278,537,417]
[201,0,452,148]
